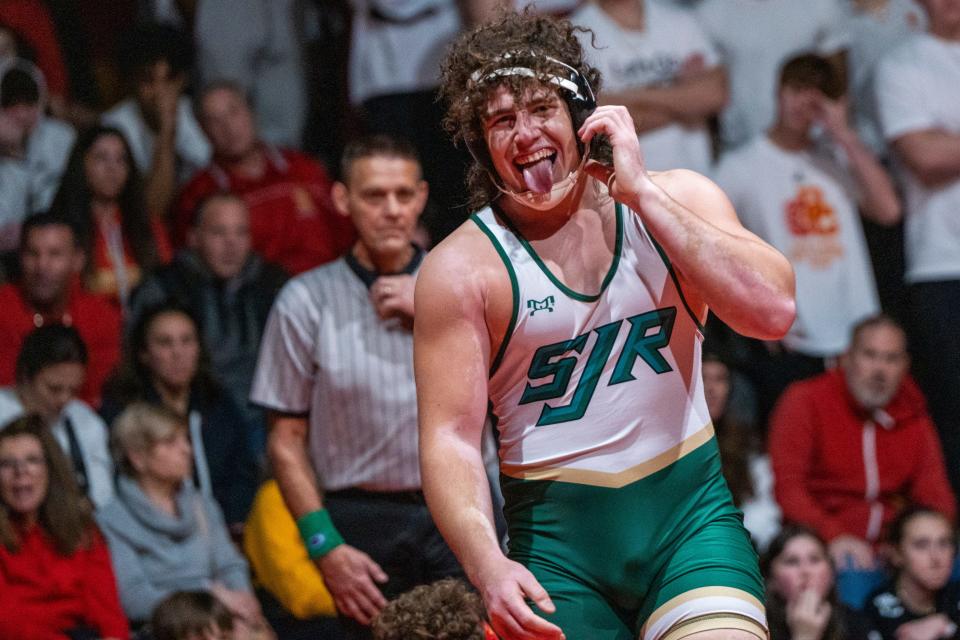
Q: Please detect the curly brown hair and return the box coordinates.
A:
[439,9,601,211]
[373,578,488,640]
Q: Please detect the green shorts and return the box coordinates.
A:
[501,438,766,640]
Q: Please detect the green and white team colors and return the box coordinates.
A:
[471,203,767,640]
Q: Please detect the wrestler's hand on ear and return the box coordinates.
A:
[579,105,649,203]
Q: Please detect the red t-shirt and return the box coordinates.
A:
[0,282,121,408]
[86,213,172,303]
[0,524,129,640]
[174,147,355,275]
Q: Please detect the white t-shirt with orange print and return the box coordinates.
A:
[715,135,879,357]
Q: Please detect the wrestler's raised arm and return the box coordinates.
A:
[581,105,796,340]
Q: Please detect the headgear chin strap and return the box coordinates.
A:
[465,51,597,204]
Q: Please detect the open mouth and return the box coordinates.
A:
[514,148,557,194]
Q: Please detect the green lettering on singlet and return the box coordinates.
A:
[518,306,678,426]
[609,307,677,382]
[518,334,589,405]
[536,320,620,426]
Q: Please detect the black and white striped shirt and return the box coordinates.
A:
[250,255,423,492]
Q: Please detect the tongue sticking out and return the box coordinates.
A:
[522,157,555,194]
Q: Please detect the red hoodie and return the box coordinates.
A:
[769,368,956,543]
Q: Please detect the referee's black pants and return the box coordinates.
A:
[324,488,465,640]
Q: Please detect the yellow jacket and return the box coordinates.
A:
[243,480,336,618]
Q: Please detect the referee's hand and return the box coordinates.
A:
[370,274,416,323]
[318,544,389,625]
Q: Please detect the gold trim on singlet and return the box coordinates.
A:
[499,421,715,488]
[643,586,767,639]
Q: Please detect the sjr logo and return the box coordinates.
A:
[519,307,676,426]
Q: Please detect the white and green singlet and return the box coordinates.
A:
[471,202,767,640]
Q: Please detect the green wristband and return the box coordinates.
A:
[296,509,344,559]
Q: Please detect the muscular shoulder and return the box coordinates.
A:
[647,169,736,224]
[416,216,514,339]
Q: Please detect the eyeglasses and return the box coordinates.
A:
[0,455,46,475]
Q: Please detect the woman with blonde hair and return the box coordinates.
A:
[97,402,264,631]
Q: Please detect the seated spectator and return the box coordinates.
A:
[372,578,498,640]
[51,125,172,307]
[769,314,956,608]
[0,4,71,118]
[704,352,780,551]
[0,59,75,251]
[102,22,210,220]
[0,325,113,507]
[97,402,262,628]
[173,82,355,275]
[194,1,307,148]
[863,506,959,640]
[844,0,926,156]
[243,478,342,638]
[102,302,258,528]
[128,192,287,452]
[0,414,128,639]
[150,591,235,640]
[0,211,121,406]
[715,53,901,425]
[571,0,727,175]
[762,525,870,640]
[694,0,849,152]
[874,0,960,509]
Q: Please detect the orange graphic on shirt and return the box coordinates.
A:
[786,185,838,236]
[785,185,844,268]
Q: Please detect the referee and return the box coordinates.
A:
[250,135,462,638]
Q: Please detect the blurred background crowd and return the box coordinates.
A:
[0,0,959,639]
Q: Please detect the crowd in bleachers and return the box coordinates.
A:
[0,0,958,639]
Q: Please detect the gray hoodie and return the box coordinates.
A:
[96,475,251,622]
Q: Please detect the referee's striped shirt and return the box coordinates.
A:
[250,255,423,492]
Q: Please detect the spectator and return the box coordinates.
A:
[571,0,727,174]
[0,3,71,117]
[150,591,235,640]
[97,402,263,628]
[874,0,960,503]
[194,0,308,148]
[703,352,780,551]
[243,478,344,639]
[102,22,210,220]
[769,315,956,607]
[695,0,849,151]
[761,525,869,640]
[101,302,258,529]
[0,211,121,407]
[715,53,900,425]
[372,579,498,640]
[844,0,927,155]
[348,0,481,243]
[128,192,287,453]
[0,414,129,640]
[174,82,355,275]
[250,135,461,638]
[0,59,75,251]
[863,506,959,640]
[0,325,113,508]
[51,125,172,308]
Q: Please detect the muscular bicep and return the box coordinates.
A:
[414,253,492,452]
